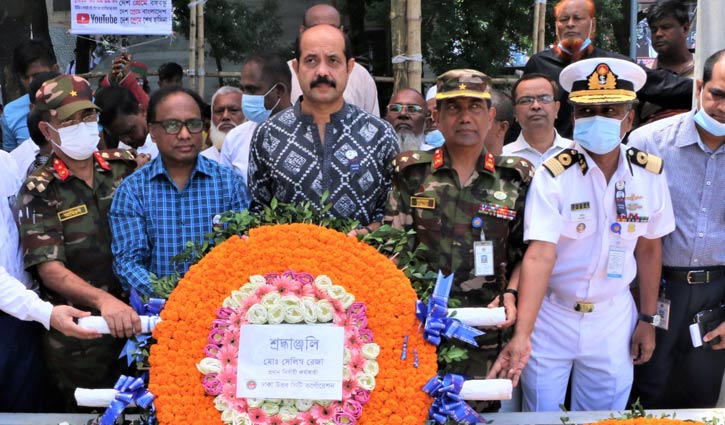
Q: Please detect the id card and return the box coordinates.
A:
[474,241,494,277]
[657,297,671,330]
[606,247,626,278]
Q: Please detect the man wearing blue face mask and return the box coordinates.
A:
[488,57,675,412]
[523,0,692,139]
[628,49,725,409]
[220,52,292,180]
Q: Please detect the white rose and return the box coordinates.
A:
[342,367,351,380]
[340,293,356,309]
[249,275,267,285]
[278,405,298,421]
[196,357,222,374]
[343,348,351,364]
[234,413,252,425]
[361,343,380,360]
[316,300,334,322]
[245,304,268,324]
[301,297,318,323]
[314,275,333,288]
[267,304,285,324]
[261,401,280,416]
[356,372,376,391]
[363,359,379,376]
[280,295,301,309]
[213,395,228,412]
[325,285,347,300]
[247,398,265,408]
[284,304,304,323]
[222,408,248,425]
[230,289,247,305]
[261,291,281,307]
[222,294,240,309]
[294,399,313,412]
[316,400,332,407]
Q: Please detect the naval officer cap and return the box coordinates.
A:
[560,57,646,105]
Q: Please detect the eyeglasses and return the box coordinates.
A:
[387,103,424,114]
[515,95,555,106]
[59,112,98,129]
[151,118,204,135]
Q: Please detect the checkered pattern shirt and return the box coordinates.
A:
[110,155,249,296]
[248,102,399,225]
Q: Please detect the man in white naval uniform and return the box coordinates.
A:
[488,57,675,412]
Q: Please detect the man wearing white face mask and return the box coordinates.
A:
[15,75,142,410]
[221,52,292,180]
[524,0,692,139]
[628,49,725,409]
[488,58,675,412]
[201,86,244,162]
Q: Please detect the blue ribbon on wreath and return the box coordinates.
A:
[423,373,483,424]
[99,374,155,425]
[119,288,166,366]
[415,271,484,346]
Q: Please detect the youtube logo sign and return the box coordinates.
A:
[77,13,90,24]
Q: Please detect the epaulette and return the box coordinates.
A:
[542,149,587,177]
[392,150,432,174]
[23,164,55,194]
[496,155,535,183]
[626,146,663,174]
[97,148,137,162]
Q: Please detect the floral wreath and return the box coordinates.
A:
[149,224,437,424]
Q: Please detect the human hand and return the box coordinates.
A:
[631,321,656,364]
[704,321,725,350]
[49,305,102,339]
[98,296,141,338]
[487,293,516,329]
[486,333,531,386]
[109,54,131,83]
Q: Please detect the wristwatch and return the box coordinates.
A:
[638,313,661,327]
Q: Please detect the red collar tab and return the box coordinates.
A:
[433,148,444,170]
[93,151,111,171]
[53,157,71,181]
[484,152,495,173]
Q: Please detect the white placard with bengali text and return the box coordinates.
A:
[70,0,172,35]
[236,324,344,400]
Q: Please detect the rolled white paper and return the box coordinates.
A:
[448,307,506,327]
[74,388,136,407]
[77,315,161,334]
[459,379,512,401]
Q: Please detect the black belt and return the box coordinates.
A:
[663,266,725,284]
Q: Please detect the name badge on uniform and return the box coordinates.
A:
[570,201,591,222]
[606,247,626,278]
[473,241,494,277]
[57,204,88,222]
[410,196,435,209]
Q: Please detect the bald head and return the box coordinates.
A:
[302,4,341,32]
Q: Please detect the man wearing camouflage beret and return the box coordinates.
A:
[15,75,141,410]
[488,58,675,412]
[383,69,534,412]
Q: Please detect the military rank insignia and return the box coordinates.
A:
[433,148,444,169]
[479,202,516,220]
[484,152,495,172]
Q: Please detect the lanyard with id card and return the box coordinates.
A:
[607,181,628,279]
[472,217,494,277]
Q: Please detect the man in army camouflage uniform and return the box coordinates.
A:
[383,69,534,412]
[16,75,141,410]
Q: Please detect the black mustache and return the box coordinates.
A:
[311,76,336,88]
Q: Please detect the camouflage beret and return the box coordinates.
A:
[35,75,100,122]
[436,69,492,101]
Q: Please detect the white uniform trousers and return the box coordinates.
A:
[521,289,637,411]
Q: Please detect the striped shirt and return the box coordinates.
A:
[628,110,724,268]
[110,155,249,296]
